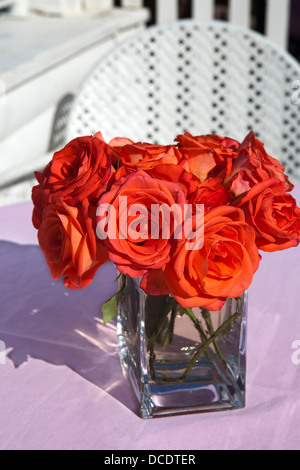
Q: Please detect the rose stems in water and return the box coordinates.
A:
[149,343,156,381]
[180,311,241,382]
[201,308,228,370]
[184,308,213,362]
[148,297,177,350]
[147,297,176,381]
[162,307,177,348]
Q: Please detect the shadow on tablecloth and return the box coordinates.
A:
[0,241,138,415]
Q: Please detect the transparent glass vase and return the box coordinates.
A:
[117,276,247,419]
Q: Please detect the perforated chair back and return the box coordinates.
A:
[67,19,300,182]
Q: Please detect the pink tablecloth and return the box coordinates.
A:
[0,189,300,450]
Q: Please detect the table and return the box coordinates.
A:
[0,191,300,450]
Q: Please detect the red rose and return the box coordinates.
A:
[146,164,199,196]
[109,163,199,202]
[176,132,240,182]
[109,137,134,148]
[189,178,231,213]
[111,141,180,170]
[142,206,260,309]
[227,131,294,196]
[38,200,109,289]
[237,178,300,252]
[32,134,112,228]
[32,184,46,230]
[97,170,187,277]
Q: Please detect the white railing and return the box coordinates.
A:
[8,0,292,50]
[122,0,292,50]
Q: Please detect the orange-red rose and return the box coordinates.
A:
[236,178,300,252]
[32,184,45,231]
[32,134,112,229]
[38,199,109,289]
[98,170,187,278]
[176,132,240,182]
[227,131,294,196]
[189,178,231,213]
[110,140,180,170]
[142,206,260,309]
[111,163,199,201]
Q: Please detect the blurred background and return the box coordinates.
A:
[0,0,299,207]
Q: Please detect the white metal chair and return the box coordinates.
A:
[66,19,300,182]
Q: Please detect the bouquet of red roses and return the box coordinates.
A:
[32,130,300,321]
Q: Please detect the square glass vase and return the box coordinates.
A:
[117,276,247,419]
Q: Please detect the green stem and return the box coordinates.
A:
[201,308,228,370]
[148,297,176,350]
[162,307,177,348]
[168,307,177,345]
[180,311,241,382]
[185,308,212,362]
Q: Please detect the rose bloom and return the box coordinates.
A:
[110,139,180,170]
[176,132,240,182]
[227,131,294,197]
[142,206,260,310]
[236,178,300,252]
[32,184,45,231]
[32,133,112,229]
[97,170,187,278]
[38,200,109,289]
[189,178,231,213]
[111,163,199,201]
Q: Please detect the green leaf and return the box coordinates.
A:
[102,294,118,325]
[102,283,125,325]
[112,151,121,170]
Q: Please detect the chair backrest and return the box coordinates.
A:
[66,19,300,182]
